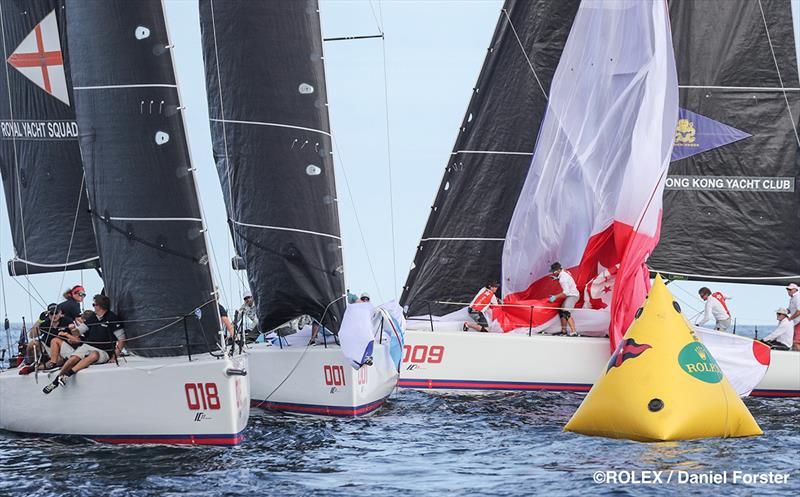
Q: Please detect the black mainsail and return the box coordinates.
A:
[649,0,800,284]
[400,0,580,316]
[67,0,220,356]
[0,0,98,276]
[198,0,345,331]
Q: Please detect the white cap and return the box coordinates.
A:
[776,307,790,316]
[360,292,370,299]
[786,283,799,291]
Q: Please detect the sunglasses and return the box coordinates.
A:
[360,297,370,301]
[92,302,100,307]
[75,292,86,297]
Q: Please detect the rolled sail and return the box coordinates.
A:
[649,0,800,284]
[66,0,220,356]
[199,0,345,331]
[400,0,581,316]
[0,0,98,276]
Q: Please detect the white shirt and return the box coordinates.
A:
[558,271,579,298]
[788,292,800,326]
[763,318,794,348]
[696,296,729,326]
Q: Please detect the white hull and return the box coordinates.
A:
[399,325,800,397]
[0,354,250,444]
[248,339,399,417]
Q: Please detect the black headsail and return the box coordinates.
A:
[0,0,98,276]
[649,0,800,284]
[66,0,220,356]
[198,0,345,331]
[400,0,580,316]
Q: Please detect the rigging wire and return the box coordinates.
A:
[331,136,384,303]
[0,3,33,321]
[373,0,398,298]
[501,9,547,100]
[757,0,800,148]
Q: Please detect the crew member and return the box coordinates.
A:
[237,294,260,343]
[786,283,800,351]
[762,308,794,350]
[548,262,579,336]
[464,282,500,333]
[695,287,731,331]
[57,285,85,322]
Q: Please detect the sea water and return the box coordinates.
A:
[1,329,798,496]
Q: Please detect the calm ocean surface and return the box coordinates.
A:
[1,328,798,496]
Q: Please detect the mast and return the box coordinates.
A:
[399,0,581,316]
[649,0,800,284]
[66,0,219,357]
[198,0,346,332]
[0,0,99,276]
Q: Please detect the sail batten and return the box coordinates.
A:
[199,0,345,332]
[0,0,99,276]
[66,0,220,357]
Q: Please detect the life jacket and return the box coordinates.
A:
[470,288,496,312]
[711,292,730,317]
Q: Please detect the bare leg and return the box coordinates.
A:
[308,324,320,345]
[560,317,567,333]
[58,356,81,376]
[567,317,577,335]
[71,352,99,373]
[46,338,64,367]
[464,322,483,332]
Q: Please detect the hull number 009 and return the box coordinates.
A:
[184,383,221,410]
[403,345,444,364]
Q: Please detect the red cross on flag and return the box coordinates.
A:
[7,9,69,106]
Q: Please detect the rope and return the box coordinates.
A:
[373,12,398,298]
[331,136,384,302]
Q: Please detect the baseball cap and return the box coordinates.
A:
[360,292,370,300]
[786,283,799,291]
[776,307,790,316]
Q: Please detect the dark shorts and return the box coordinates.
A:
[468,308,488,328]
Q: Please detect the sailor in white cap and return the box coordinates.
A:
[786,283,800,350]
[762,307,794,350]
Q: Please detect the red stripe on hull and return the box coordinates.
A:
[252,398,386,417]
[92,434,244,445]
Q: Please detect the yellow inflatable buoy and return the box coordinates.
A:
[564,274,762,441]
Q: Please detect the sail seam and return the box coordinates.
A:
[452,150,533,155]
[679,85,800,91]
[10,256,100,268]
[209,118,331,136]
[421,237,505,241]
[232,220,341,240]
[652,269,800,281]
[108,216,203,222]
[73,83,177,90]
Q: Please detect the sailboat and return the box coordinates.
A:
[0,0,249,444]
[197,0,402,417]
[399,0,799,397]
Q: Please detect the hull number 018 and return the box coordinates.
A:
[184,383,221,410]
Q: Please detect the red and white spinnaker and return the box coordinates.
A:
[497,0,679,348]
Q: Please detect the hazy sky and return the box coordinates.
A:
[0,0,793,327]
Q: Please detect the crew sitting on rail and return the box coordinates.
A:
[761,308,794,351]
[43,294,126,394]
[17,303,70,375]
[464,282,501,333]
[237,293,260,343]
[695,287,731,331]
[548,262,579,337]
[57,285,86,322]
